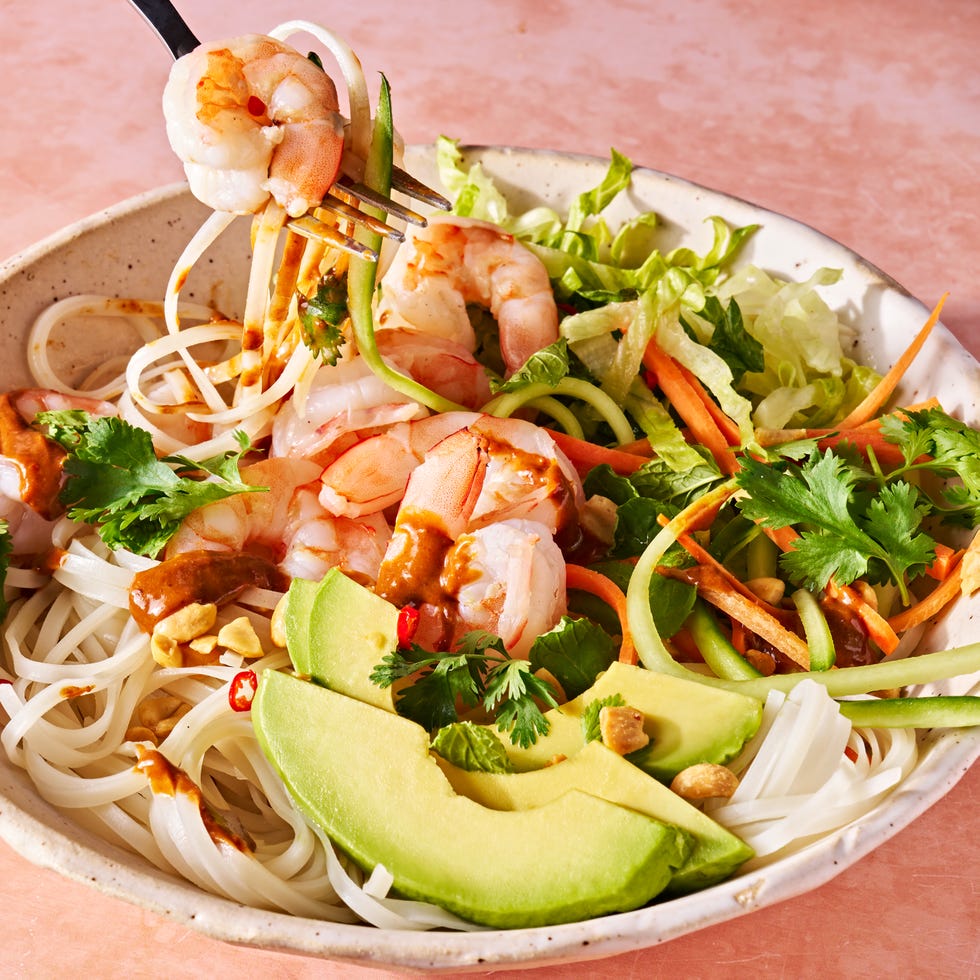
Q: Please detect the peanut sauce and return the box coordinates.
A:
[135,745,252,853]
[0,392,66,518]
[128,550,289,633]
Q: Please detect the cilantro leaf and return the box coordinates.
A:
[298,273,348,365]
[881,408,980,525]
[484,660,559,749]
[37,412,259,557]
[736,449,935,600]
[372,630,558,747]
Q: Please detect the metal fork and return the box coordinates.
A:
[128,0,450,260]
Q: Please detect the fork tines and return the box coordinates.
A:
[285,167,452,258]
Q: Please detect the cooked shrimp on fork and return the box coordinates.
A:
[163,34,345,217]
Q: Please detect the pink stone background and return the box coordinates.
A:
[0,0,978,976]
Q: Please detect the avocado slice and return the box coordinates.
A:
[493,661,764,782]
[284,571,763,781]
[436,739,753,894]
[252,670,691,929]
[285,569,400,712]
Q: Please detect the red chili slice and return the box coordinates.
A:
[397,604,420,648]
[228,669,258,712]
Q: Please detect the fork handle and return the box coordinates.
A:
[128,0,199,60]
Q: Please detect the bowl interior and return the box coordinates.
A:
[0,146,977,971]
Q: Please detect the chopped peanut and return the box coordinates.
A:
[744,577,785,605]
[188,634,218,656]
[852,579,879,610]
[150,632,182,669]
[579,495,618,546]
[217,616,264,658]
[599,704,650,756]
[127,694,192,745]
[270,593,289,648]
[743,647,777,676]
[154,602,218,644]
[670,763,739,800]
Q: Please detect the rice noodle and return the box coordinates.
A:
[706,681,918,860]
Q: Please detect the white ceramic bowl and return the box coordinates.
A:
[0,146,977,971]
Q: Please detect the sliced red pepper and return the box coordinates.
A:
[228,669,258,712]
[397,604,421,648]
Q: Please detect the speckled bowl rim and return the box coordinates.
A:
[0,145,977,973]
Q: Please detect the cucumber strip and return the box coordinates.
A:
[792,588,836,671]
[685,599,761,680]
[838,695,980,729]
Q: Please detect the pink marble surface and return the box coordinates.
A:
[0,0,978,976]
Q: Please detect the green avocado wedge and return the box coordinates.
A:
[252,670,692,929]
[283,571,763,783]
[487,661,764,783]
[285,569,400,712]
[436,739,753,894]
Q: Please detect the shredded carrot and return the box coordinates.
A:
[824,580,900,655]
[836,293,948,428]
[643,341,740,475]
[762,524,801,553]
[547,429,649,476]
[674,361,742,446]
[730,619,748,654]
[566,563,636,664]
[658,515,795,623]
[662,564,811,669]
[925,543,960,582]
[615,437,656,457]
[887,562,964,634]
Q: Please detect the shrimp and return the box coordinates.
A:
[269,331,491,466]
[162,35,345,217]
[270,356,427,465]
[374,415,582,654]
[376,215,559,376]
[165,456,391,585]
[0,389,116,554]
[317,411,480,518]
[444,519,566,658]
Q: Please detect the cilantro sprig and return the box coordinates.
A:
[38,411,260,557]
[880,407,980,526]
[735,449,935,602]
[297,273,348,365]
[370,630,560,748]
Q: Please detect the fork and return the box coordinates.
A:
[128,0,450,260]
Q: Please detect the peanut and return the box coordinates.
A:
[670,763,739,800]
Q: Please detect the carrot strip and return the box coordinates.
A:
[925,543,960,582]
[547,429,649,476]
[657,515,795,623]
[675,361,742,446]
[836,293,948,428]
[643,342,740,475]
[824,580,900,655]
[662,565,811,669]
[566,563,636,665]
[888,562,964,634]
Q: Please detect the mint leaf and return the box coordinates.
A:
[684,296,763,383]
[528,615,617,699]
[490,338,570,393]
[431,722,514,773]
